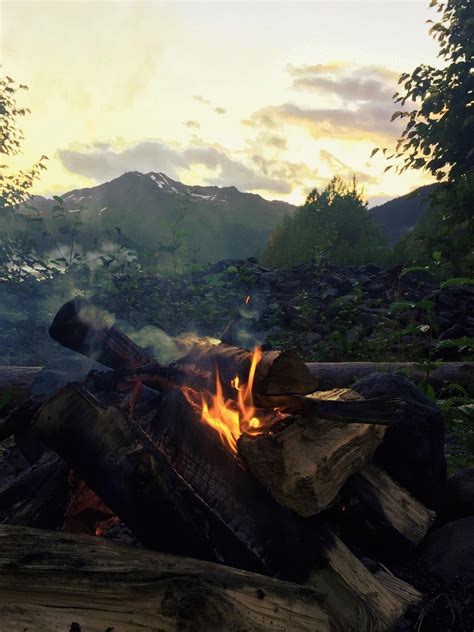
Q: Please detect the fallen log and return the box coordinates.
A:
[238,389,388,517]
[0,524,330,632]
[174,343,318,395]
[307,361,474,396]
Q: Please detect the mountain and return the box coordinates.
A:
[26,172,295,263]
[369,184,436,245]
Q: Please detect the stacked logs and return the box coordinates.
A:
[0,298,438,631]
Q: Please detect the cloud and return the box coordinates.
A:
[184,120,201,129]
[58,139,290,194]
[289,62,399,102]
[193,94,226,115]
[249,101,403,142]
[247,61,403,142]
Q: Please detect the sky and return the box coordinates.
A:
[1,0,441,206]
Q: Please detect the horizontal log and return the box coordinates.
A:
[0,524,330,632]
[174,343,318,395]
[307,361,474,396]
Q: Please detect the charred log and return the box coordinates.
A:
[174,343,318,395]
[32,384,281,571]
[49,297,153,369]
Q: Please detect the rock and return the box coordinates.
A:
[352,372,447,510]
[420,517,474,584]
[364,263,382,273]
[258,272,279,287]
[441,468,474,521]
[438,323,471,341]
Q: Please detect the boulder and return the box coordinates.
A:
[441,468,474,521]
[420,517,474,584]
[352,372,447,510]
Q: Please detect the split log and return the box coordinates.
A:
[307,361,474,396]
[0,524,330,632]
[32,384,263,569]
[374,570,422,609]
[49,297,153,369]
[337,463,436,554]
[173,343,318,395]
[307,534,409,632]
[238,389,387,517]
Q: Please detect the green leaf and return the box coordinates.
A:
[400,265,429,277]
[389,301,414,313]
[441,277,474,289]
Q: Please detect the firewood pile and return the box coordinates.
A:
[0,297,443,632]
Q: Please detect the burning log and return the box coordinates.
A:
[49,297,154,369]
[174,343,318,395]
[0,524,330,632]
[238,389,388,517]
[32,384,262,568]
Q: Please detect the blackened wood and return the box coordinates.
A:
[49,297,153,369]
[0,524,330,632]
[0,450,69,530]
[254,393,406,425]
[149,389,329,581]
[173,343,318,395]
[32,384,274,570]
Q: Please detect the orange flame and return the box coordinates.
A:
[245,295,251,304]
[185,347,263,454]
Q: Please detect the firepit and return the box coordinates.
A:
[0,297,441,631]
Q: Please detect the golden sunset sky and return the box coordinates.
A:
[2,0,440,205]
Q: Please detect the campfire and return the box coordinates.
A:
[0,297,439,631]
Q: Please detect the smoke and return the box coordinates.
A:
[127,325,220,365]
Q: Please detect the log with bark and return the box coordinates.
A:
[49,297,154,369]
[174,343,318,395]
[0,524,330,632]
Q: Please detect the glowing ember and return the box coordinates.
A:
[245,295,251,304]
[184,347,264,454]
